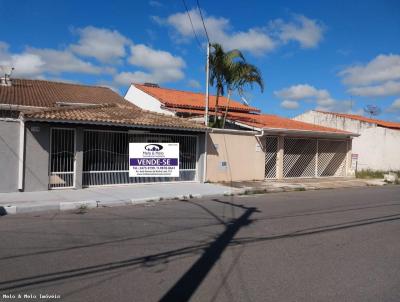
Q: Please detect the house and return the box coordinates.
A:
[125,83,358,182]
[0,78,207,193]
[293,110,400,171]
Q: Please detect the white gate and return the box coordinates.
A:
[49,128,76,189]
[283,138,317,178]
[82,131,198,186]
[317,140,347,177]
[279,137,347,178]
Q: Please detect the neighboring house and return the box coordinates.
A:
[0,78,207,193]
[293,110,400,171]
[125,82,261,122]
[125,83,358,182]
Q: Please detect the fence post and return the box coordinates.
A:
[277,136,284,179]
[74,128,84,189]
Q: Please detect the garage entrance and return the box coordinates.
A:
[82,131,198,187]
[265,136,348,179]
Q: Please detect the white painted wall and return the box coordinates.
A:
[294,111,400,171]
[124,85,175,115]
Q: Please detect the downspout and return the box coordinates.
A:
[18,117,25,191]
[255,129,264,137]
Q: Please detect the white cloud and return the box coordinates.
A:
[70,26,131,62]
[348,80,400,97]
[270,15,325,48]
[27,48,103,75]
[275,83,356,112]
[10,53,45,77]
[340,54,400,86]
[129,44,185,70]
[159,10,325,55]
[281,100,299,109]
[163,9,276,55]
[339,54,400,98]
[114,71,154,86]
[188,79,201,89]
[113,44,186,86]
[114,68,184,86]
[0,43,45,77]
[274,84,329,100]
[387,98,400,112]
[0,42,103,77]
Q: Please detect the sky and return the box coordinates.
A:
[0,0,399,121]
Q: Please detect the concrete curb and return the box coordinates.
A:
[59,200,97,211]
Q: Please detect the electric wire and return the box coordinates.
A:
[181,0,204,50]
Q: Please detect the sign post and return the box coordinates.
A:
[129,143,179,178]
[351,154,358,173]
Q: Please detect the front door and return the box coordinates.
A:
[49,128,76,189]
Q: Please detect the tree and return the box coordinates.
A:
[208,43,264,128]
[209,43,244,127]
[222,62,264,128]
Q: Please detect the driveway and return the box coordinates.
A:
[0,186,399,302]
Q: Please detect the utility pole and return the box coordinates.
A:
[204,42,210,126]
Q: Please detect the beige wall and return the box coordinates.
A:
[206,132,265,182]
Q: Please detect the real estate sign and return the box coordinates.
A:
[129,143,179,177]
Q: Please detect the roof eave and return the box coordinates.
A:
[23,117,208,132]
[261,127,359,138]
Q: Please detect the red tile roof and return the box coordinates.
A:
[23,103,206,130]
[0,78,131,108]
[238,113,352,134]
[170,108,351,134]
[134,83,260,113]
[315,110,400,130]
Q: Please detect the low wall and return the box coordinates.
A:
[206,131,265,182]
[353,127,400,171]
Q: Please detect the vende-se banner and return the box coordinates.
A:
[129,143,179,177]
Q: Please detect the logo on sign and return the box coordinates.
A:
[145,144,163,151]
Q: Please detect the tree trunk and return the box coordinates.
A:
[222,89,231,129]
[214,86,220,125]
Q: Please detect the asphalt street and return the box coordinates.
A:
[0,186,399,302]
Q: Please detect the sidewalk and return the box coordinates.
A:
[0,178,388,215]
[0,182,235,215]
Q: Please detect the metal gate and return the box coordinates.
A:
[265,136,278,178]
[49,128,76,189]
[317,140,347,177]
[82,130,198,186]
[279,137,347,178]
[283,138,317,178]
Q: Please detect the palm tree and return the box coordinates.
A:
[209,43,244,127]
[222,62,264,128]
[208,43,264,128]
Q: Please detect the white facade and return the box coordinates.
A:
[124,84,174,115]
[294,111,400,171]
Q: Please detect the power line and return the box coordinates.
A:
[181,0,203,50]
[196,0,210,43]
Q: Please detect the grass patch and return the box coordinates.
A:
[75,204,88,214]
[356,169,387,179]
